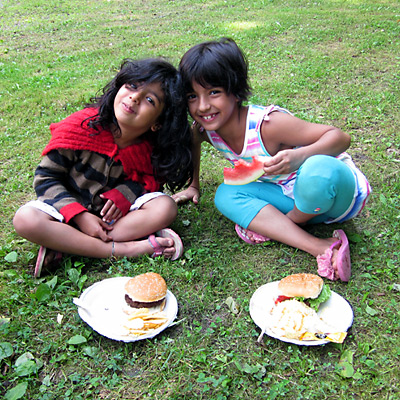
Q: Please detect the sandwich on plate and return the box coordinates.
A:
[123,272,170,337]
[124,272,167,312]
[275,273,331,311]
[269,273,343,341]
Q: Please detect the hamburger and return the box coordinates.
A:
[269,273,334,339]
[275,273,331,311]
[124,272,167,312]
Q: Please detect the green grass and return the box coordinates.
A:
[1,0,400,398]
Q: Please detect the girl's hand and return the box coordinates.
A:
[172,186,200,205]
[263,149,305,175]
[100,196,123,224]
[73,211,113,242]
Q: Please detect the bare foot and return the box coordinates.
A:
[235,224,270,244]
[318,230,351,282]
[314,237,339,258]
[248,231,268,244]
[113,237,175,259]
[316,231,349,281]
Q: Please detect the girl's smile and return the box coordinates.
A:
[114,81,164,146]
[121,101,136,114]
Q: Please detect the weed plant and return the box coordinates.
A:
[1,0,399,399]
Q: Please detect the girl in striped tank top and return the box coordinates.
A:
[173,38,371,282]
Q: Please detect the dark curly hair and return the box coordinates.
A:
[86,58,193,192]
[179,38,252,107]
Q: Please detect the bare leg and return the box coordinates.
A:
[247,204,338,257]
[13,205,176,259]
[109,195,178,241]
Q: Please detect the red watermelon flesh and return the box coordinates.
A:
[224,156,265,185]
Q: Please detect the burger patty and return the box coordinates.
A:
[125,294,165,309]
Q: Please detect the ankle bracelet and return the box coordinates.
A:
[111,241,115,258]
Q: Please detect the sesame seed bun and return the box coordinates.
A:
[124,273,167,310]
[278,273,323,299]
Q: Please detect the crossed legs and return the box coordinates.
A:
[13,195,179,259]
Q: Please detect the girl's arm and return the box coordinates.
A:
[260,111,351,175]
[34,150,88,223]
[173,123,205,204]
[34,150,114,240]
[99,195,123,224]
[100,180,144,220]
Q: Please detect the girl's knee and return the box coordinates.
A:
[165,196,178,219]
[160,195,177,210]
[301,154,341,173]
[214,183,233,213]
[214,183,251,215]
[13,207,40,236]
[150,195,178,221]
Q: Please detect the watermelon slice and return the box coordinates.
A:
[223,156,265,185]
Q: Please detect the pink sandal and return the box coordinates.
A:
[317,230,351,282]
[235,224,270,245]
[34,246,63,278]
[148,228,183,261]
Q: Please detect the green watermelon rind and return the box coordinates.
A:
[223,156,265,185]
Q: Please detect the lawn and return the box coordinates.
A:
[1,0,399,399]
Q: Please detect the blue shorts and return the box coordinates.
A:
[214,155,360,228]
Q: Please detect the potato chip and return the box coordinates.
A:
[123,307,168,337]
[125,318,145,330]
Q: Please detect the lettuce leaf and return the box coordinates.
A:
[308,285,332,311]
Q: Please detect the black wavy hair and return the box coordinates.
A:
[87,58,193,192]
[179,38,252,106]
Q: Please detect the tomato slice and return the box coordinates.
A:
[274,295,291,305]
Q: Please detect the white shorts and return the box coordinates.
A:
[19,192,167,223]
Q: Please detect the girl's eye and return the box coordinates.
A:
[146,96,155,105]
[210,89,221,95]
[187,93,196,101]
[127,83,138,90]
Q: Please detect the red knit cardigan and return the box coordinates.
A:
[43,108,161,193]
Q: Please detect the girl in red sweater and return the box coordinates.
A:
[13,58,193,277]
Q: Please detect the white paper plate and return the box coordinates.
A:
[74,277,178,342]
[249,281,353,346]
